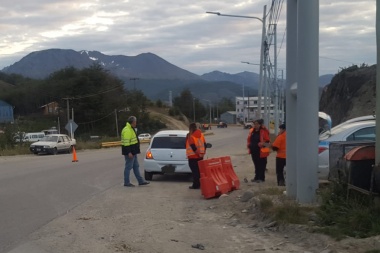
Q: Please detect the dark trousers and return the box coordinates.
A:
[251,153,267,181]
[189,158,203,188]
[276,157,286,185]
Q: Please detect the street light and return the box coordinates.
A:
[202,99,212,128]
[193,97,196,122]
[206,5,267,121]
[241,60,267,121]
[130,77,139,89]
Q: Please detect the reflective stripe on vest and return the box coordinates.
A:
[121,136,138,146]
[186,136,205,157]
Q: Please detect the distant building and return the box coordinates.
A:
[235,96,283,123]
[220,111,237,124]
[40,101,59,115]
[0,100,14,123]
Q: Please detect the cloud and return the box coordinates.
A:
[0,0,376,76]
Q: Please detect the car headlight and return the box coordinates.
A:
[43,145,51,148]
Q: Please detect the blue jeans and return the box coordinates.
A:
[124,155,144,185]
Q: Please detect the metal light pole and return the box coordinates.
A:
[207,5,267,120]
[241,61,262,119]
[202,99,212,127]
[193,98,196,122]
[130,77,139,89]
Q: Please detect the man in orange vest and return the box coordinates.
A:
[186,122,207,189]
[271,123,286,186]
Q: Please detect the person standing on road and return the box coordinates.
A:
[247,119,270,183]
[271,123,286,186]
[186,122,207,189]
[121,116,150,187]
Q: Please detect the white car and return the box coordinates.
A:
[138,133,151,141]
[318,116,375,179]
[143,130,191,180]
[30,134,76,155]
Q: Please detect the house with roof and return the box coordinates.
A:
[0,100,14,123]
[40,101,59,115]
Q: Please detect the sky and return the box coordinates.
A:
[0,0,376,77]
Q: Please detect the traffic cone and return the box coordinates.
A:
[72,146,78,162]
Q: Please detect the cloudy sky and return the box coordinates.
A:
[0,0,376,76]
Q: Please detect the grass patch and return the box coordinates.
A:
[0,144,31,156]
[315,182,380,239]
[258,187,284,196]
[257,193,315,225]
[0,138,115,156]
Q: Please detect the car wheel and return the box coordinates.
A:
[144,171,153,181]
[34,152,39,155]
[52,148,58,155]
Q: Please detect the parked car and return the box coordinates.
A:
[318,116,375,179]
[143,130,211,181]
[217,122,227,128]
[243,122,253,129]
[23,132,45,142]
[30,134,76,155]
[41,127,59,135]
[202,123,211,130]
[138,133,151,141]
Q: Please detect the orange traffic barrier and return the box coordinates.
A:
[198,158,230,199]
[72,146,78,162]
[220,156,240,191]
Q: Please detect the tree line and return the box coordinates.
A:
[0,64,234,143]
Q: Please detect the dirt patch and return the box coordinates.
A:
[19,152,380,253]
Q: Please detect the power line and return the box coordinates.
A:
[77,110,115,125]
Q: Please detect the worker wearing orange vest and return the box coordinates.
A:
[247,119,270,183]
[186,122,207,189]
[271,123,286,186]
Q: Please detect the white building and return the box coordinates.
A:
[235,96,283,123]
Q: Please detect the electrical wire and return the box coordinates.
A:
[77,110,115,125]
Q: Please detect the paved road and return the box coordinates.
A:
[0,148,129,253]
[0,126,248,253]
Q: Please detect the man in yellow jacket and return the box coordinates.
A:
[121,116,150,187]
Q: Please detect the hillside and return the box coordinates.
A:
[148,107,189,130]
[319,64,376,126]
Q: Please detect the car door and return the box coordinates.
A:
[62,136,71,150]
[57,136,66,151]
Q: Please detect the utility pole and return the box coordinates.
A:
[130,77,139,89]
[62,98,71,123]
[274,24,279,135]
[193,98,196,122]
[115,109,119,138]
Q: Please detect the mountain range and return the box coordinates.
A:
[1,49,333,102]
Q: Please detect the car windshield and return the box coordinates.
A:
[151,136,186,149]
[41,136,58,142]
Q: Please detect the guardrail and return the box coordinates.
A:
[101,141,121,148]
[101,139,150,148]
